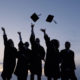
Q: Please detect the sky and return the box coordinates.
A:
[0,0,80,76]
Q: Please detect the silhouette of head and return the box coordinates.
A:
[51,39,59,49]
[36,38,40,45]
[24,42,29,49]
[8,39,14,47]
[65,41,71,50]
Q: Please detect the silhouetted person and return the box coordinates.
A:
[14,32,30,80]
[1,27,17,80]
[41,29,60,80]
[30,24,45,80]
[24,42,32,72]
[60,41,77,80]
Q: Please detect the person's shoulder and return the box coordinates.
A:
[13,47,17,51]
[27,48,31,52]
[39,44,42,48]
[40,45,44,50]
[60,49,67,56]
[69,50,74,54]
[60,49,66,53]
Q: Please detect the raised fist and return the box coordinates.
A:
[31,23,34,28]
[17,32,21,35]
[1,27,5,32]
[40,29,46,33]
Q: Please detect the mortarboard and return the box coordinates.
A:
[31,13,39,22]
[46,15,57,24]
[46,15,54,22]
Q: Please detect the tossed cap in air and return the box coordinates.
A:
[31,13,39,22]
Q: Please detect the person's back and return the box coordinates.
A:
[14,41,26,77]
[1,27,17,80]
[60,49,75,70]
[44,39,60,80]
[30,24,45,80]
[24,42,32,71]
[60,41,77,80]
[41,29,60,80]
[14,32,29,80]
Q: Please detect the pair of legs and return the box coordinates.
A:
[30,73,41,80]
[2,77,10,80]
[61,70,77,80]
[17,74,28,80]
[47,77,58,80]
[18,77,27,80]
[61,77,77,80]
[1,74,11,80]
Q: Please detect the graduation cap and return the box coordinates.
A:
[46,15,57,24]
[31,13,41,22]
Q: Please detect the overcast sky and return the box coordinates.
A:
[0,0,80,65]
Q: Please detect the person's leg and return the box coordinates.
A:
[61,73,65,80]
[17,77,20,80]
[7,76,11,80]
[37,75,41,80]
[61,78,68,80]
[7,78,10,80]
[30,73,34,80]
[22,77,27,80]
[61,71,68,80]
[17,75,28,80]
[70,71,77,80]
[54,77,57,80]
[61,75,68,80]
[1,73,6,80]
[2,77,6,80]
[23,75,28,80]
[47,77,51,80]
[17,76,22,80]
[71,77,77,80]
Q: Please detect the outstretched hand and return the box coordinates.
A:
[1,27,5,32]
[31,23,34,28]
[17,32,21,35]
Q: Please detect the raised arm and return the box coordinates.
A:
[17,32,24,51]
[1,27,8,45]
[30,23,35,45]
[31,23,35,35]
[17,32,22,42]
[40,29,50,47]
